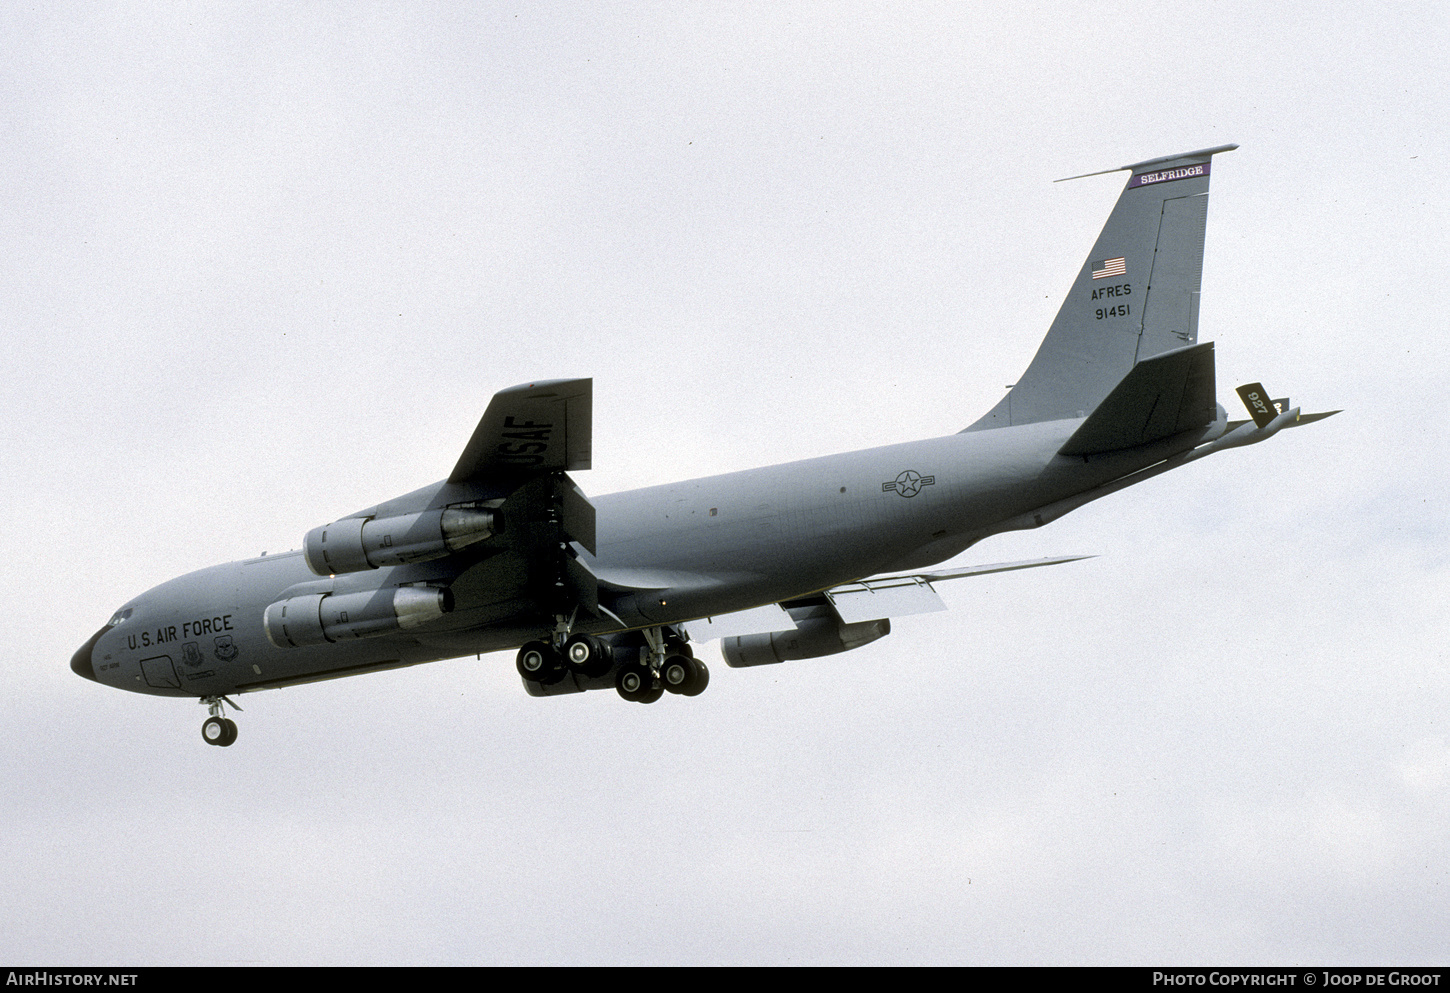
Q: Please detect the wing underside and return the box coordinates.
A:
[680,555,1093,642]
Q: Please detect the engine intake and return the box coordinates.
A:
[263,586,451,649]
[303,508,495,576]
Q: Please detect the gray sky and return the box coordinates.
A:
[4,1,1448,965]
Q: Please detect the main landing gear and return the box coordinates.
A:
[513,626,709,703]
[515,632,615,684]
[614,627,709,704]
[200,695,242,747]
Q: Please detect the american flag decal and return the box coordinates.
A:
[1092,257,1127,279]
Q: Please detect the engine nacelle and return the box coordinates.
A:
[263,586,452,648]
[303,508,495,576]
[721,615,890,668]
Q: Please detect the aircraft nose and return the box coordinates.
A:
[71,626,106,682]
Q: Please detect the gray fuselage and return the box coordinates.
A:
[76,414,1204,699]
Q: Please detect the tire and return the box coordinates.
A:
[564,634,614,677]
[615,662,653,702]
[681,659,710,697]
[660,654,698,694]
[517,641,567,685]
[202,717,228,745]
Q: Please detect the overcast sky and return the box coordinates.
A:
[4,1,1448,965]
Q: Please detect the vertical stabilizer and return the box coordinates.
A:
[967,145,1236,431]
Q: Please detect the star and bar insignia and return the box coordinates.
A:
[882,470,936,498]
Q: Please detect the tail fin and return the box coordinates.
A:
[967,144,1237,431]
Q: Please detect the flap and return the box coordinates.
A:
[681,604,798,641]
[827,577,947,623]
[556,475,597,556]
[825,555,1094,622]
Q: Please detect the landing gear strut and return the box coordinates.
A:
[200,695,242,747]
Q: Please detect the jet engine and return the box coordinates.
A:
[303,508,495,576]
[263,586,451,648]
[720,613,890,667]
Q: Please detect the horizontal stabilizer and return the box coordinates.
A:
[1059,342,1217,456]
[898,555,1096,582]
[682,556,1093,638]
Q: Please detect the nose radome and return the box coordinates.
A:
[71,626,105,682]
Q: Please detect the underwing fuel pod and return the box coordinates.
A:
[71,144,1337,745]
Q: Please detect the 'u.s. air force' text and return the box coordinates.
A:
[127,614,234,649]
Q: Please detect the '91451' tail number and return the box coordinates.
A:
[1095,303,1129,320]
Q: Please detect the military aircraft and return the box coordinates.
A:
[72,144,1335,746]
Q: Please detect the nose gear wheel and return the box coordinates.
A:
[202,716,237,746]
[199,695,242,746]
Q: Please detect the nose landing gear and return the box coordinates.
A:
[200,695,242,747]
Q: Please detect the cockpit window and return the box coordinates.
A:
[106,607,134,627]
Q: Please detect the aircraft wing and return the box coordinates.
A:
[823,555,1095,623]
[447,379,599,617]
[298,379,599,636]
[681,555,1093,639]
[449,378,592,483]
